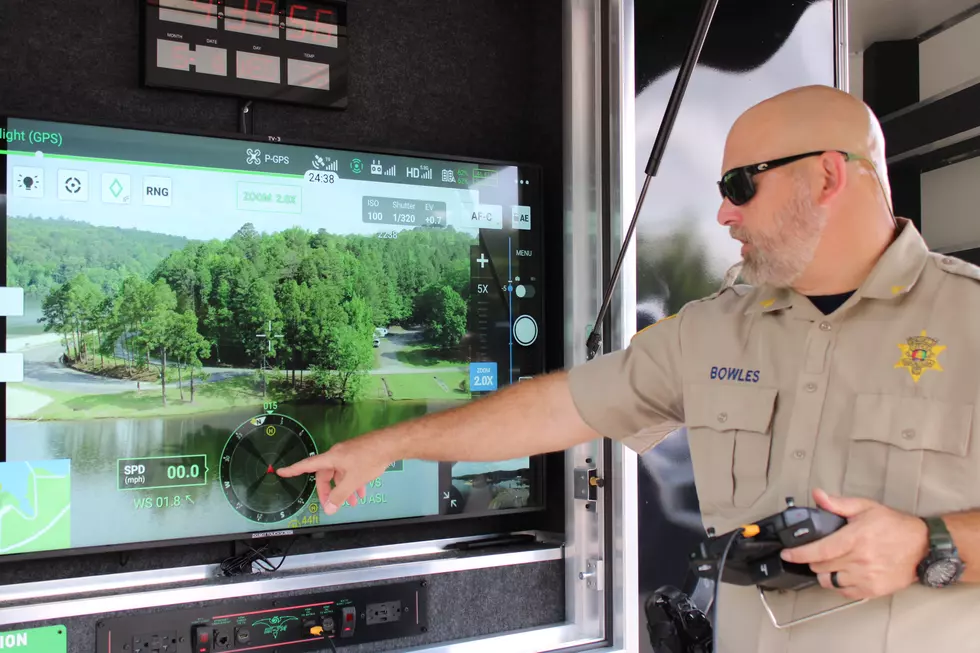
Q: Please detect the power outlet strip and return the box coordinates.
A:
[95,580,428,652]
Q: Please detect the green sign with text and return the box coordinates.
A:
[0,625,67,652]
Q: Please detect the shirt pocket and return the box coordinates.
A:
[843,394,975,515]
[685,383,778,513]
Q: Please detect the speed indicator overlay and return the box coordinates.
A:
[220,413,318,523]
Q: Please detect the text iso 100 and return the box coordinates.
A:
[305,170,337,184]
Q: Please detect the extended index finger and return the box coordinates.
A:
[277,453,332,477]
[781,528,855,565]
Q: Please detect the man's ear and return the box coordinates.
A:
[816,152,848,206]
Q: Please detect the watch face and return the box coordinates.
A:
[924,559,962,587]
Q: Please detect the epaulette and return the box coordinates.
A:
[693,283,754,306]
[715,261,752,298]
[629,283,752,342]
[688,281,752,304]
[934,254,980,282]
[723,283,753,297]
[631,312,676,340]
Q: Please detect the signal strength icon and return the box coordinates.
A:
[313,155,339,171]
[420,165,433,180]
[384,164,396,176]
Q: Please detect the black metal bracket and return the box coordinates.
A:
[573,467,603,501]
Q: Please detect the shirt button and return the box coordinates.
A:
[819,321,832,331]
[717,412,728,423]
[792,450,806,460]
[804,382,817,392]
[902,428,916,440]
[942,257,954,265]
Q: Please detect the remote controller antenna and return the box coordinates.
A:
[586,0,720,361]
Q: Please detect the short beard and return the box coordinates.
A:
[735,177,826,288]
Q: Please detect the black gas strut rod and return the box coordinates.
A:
[586,0,719,361]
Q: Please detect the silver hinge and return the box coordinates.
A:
[579,559,604,590]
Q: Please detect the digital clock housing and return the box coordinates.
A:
[142,0,348,109]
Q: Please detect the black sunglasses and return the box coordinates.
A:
[717,150,855,206]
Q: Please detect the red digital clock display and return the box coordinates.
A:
[222,0,276,25]
[211,0,337,26]
[286,3,337,25]
[153,0,341,29]
[155,0,339,42]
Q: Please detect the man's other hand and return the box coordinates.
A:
[780,488,929,600]
[276,440,391,515]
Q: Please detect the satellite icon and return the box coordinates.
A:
[312,155,325,169]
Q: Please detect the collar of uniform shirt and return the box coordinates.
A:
[744,217,929,315]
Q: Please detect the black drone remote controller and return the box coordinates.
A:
[688,497,846,591]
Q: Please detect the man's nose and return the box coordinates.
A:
[717,200,742,227]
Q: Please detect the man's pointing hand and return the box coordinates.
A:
[277,440,390,515]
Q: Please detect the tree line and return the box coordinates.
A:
[8,216,188,297]
[37,222,474,404]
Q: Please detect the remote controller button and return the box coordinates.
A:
[784,508,805,524]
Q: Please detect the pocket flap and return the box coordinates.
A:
[686,384,778,433]
[853,394,973,455]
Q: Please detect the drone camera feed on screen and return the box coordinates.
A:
[0,117,545,559]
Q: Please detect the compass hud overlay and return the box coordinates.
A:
[1,117,545,557]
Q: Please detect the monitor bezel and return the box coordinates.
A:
[0,111,554,564]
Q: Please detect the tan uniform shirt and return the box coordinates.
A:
[569,218,980,653]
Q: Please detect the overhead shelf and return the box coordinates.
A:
[882,76,980,171]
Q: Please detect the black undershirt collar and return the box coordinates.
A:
[806,290,856,315]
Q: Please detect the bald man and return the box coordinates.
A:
[279,85,980,652]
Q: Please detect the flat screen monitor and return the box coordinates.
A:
[0,116,547,560]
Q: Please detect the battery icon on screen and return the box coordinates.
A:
[472,168,498,186]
